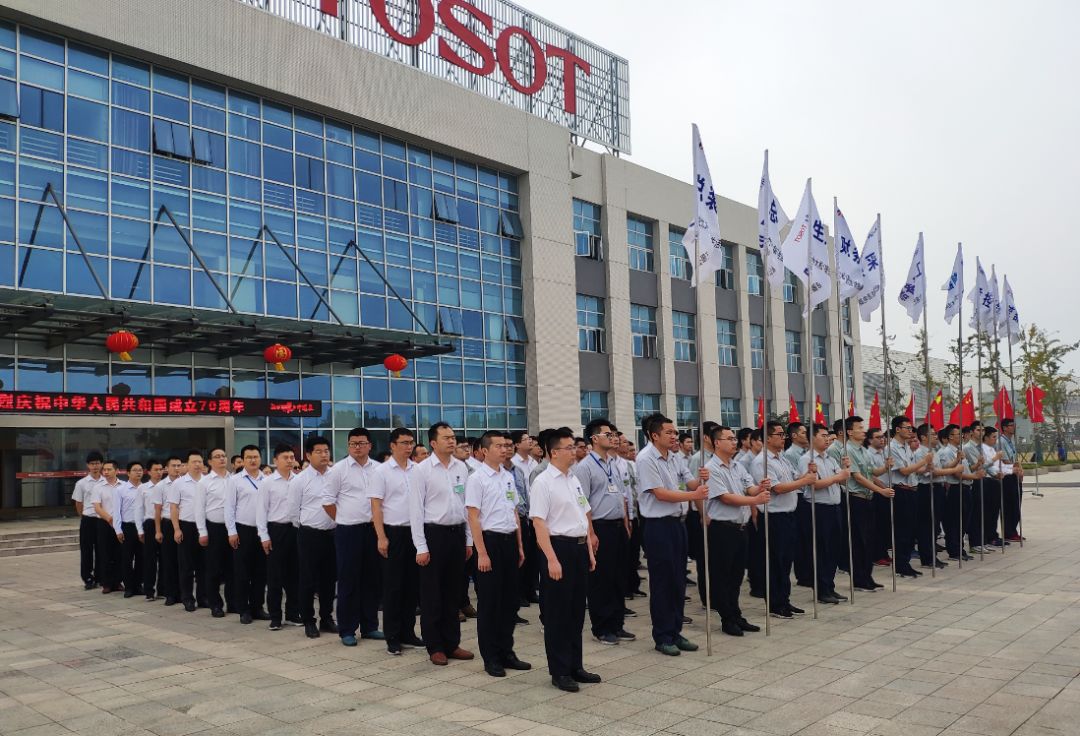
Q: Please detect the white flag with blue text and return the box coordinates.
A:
[967,257,991,335]
[857,215,882,322]
[942,243,964,325]
[1003,275,1021,344]
[897,233,926,323]
[779,179,832,315]
[685,124,725,288]
[988,265,1005,333]
[834,203,863,300]
[757,150,790,288]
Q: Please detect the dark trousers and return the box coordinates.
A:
[160,519,180,600]
[1003,474,1021,538]
[970,483,989,547]
[177,520,205,607]
[419,524,465,654]
[982,477,1002,544]
[518,515,540,602]
[460,546,478,609]
[916,484,937,566]
[79,515,97,584]
[815,504,841,595]
[943,484,964,556]
[872,493,892,560]
[685,508,705,604]
[120,521,142,593]
[892,486,917,572]
[298,526,335,624]
[588,520,626,637]
[266,522,299,622]
[838,495,851,573]
[794,496,815,586]
[935,484,948,539]
[625,517,643,593]
[95,518,121,588]
[747,512,766,594]
[381,525,418,644]
[142,519,162,596]
[540,536,587,677]
[476,530,520,665]
[204,521,233,611]
[336,522,382,637]
[706,521,746,624]
[234,523,267,616]
[849,496,876,587]
[766,511,795,610]
[643,516,686,646]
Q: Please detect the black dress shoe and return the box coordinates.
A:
[571,669,601,684]
[145,594,156,602]
[831,593,848,601]
[749,589,765,599]
[818,595,841,605]
[240,612,253,625]
[320,619,339,634]
[503,656,532,670]
[211,608,225,618]
[252,609,272,621]
[183,601,197,612]
[514,615,529,625]
[737,619,761,632]
[721,621,744,636]
[484,663,506,677]
[124,590,137,598]
[400,635,425,648]
[552,675,579,692]
[84,581,97,591]
[871,582,885,589]
[786,604,805,616]
[164,597,177,606]
[305,622,320,638]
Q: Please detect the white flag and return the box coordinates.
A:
[757,150,790,288]
[967,256,991,334]
[942,243,964,325]
[686,124,725,288]
[857,215,882,322]
[897,233,926,323]
[779,179,831,315]
[1003,275,1021,344]
[833,203,863,300]
[988,265,1005,333]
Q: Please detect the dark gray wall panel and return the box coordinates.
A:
[578,352,611,392]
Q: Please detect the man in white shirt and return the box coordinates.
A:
[227,445,270,625]
[158,456,184,605]
[468,431,528,677]
[196,448,233,618]
[531,428,599,692]
[981,426,1006,549]
[171,450,207,612]
[89,460,123,593]
[115,460,145,598]
[412,422,474,665]
[509,431,537,490]
[371,427,425,655]
[259,444,301,631]
[72,450,104,589]
[294,435,338,639]
[141,460,164,601]
[324,428,383,646]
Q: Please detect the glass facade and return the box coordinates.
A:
[627,216,653,272]
[675,394,699,436]
[785,330,802,374]
[716,318,737,367]
[783,272,800,304]
[719,397,741,428]
[668,226,691,282]
[716,243,734,290]
[580,390,608,427]
[0,22,528,453]
[633,392,660,446]
[672,311,696,362]
[573,198,601,259]
[750,323,765,370]
[813,335,827,376]
[746,250,764,296]
[576,293,605,353]
[630,303,657,358]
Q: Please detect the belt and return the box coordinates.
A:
[592,518,623,526]
[426,522,466,532]
[482,530,516,538]
[267,520,295,527]
[714,520,746,530]
[551,535,586,545]
[895,484,915,491]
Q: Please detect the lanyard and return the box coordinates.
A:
[590,452,613,484]
[244,474,259,492]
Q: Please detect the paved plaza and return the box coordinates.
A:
[2,476,1079,736]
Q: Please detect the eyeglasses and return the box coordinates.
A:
[768,431,786,438]
[552,444,575,453]
[592,432,616,439]
[392,439,416,447]
[348,441,371,448]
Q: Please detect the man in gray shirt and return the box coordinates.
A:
[799,424,850,604]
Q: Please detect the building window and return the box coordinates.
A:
[676,395,699,436]
[672,311,696,362]
[717,243,734,290]
[786,330,802,373]
[746,251,764,296]
[841,300,853,336]
[627,216,654,272]
[750,324,765,370]
[720,398,741,428]
[634,392,661,445]
[844,344,855,393]
[574,199,602,260]
[580,390,608,427]
[717,318,737,367]
[576,294,605,353]
[813,335,827,376]
[631,304,658,358]
[669,227,692,281]
[783,271,800,304]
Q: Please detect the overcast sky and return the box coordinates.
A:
[530,0,1080,374]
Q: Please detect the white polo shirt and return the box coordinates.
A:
[465,462,519,534]
[529,464,590,537]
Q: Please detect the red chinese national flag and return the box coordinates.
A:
[993,385,1014,422]
[757,396,766,429]
[814,394,826,425]
[788,395,800,424]
[949,389,976,427]
[904,392,915,424]
[847,394,856,417]
[320,0,339,16]
[868,392,881,430]
[928,390,945,431]
[1026,384,1046,423]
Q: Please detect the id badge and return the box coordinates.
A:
[505,482,515,501]
[577,494,587,507]
[678,482,687,492]
[453,483,465,495]
[607,483,618,494]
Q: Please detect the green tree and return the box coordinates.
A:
[1019,325,1079,449]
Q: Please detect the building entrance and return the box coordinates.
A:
[0,417,232,519]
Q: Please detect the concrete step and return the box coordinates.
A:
[0,534,79,550]
[0,526,79,542]
[0,542,80,557]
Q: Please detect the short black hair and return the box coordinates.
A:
[388,427,414,445]
[230,454,241,464]
[508,430,529,445]
[750,428,763,443]
[765,420,784,436]
[708,424,733,443]
[832,418,845,435]
[916,423,930,441]
[787,422,804,435]
[146,459,162,470]
[844,416,863,432]
[126,460,143,473]
[1001,418,1015,429]
[642,412,671,441]
[702,421,719,440]
[584,418,612,440]
[736,427,753,445]
[240,445,261,459]
[812,423,829,436]
[165,455,183,466]
[348,427,372,441]
[535,428,553,458]
[678,431,693,443]
[304,434,331,454]
[85,451,104,464]
[983,426,998,440]
[186,449,204,462]
[480,430,507,450]
[102,459,118,469]
[939,424,959,443]
[891,416,912,431]
[544,427,575,454]
[428,422,454,444]
[272,444,294,459]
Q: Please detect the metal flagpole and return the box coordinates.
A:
[878,218,896,592]
[1027,366,1044,498]
[806,201,819,620]
[1006,307,1022,548]
[692,233,713,656]
[991,292,1005,554]
[762,266,773,635]
[976,329,986,561]
[955,250,964,570]
[833,219,855,606]
[921,266,935,578]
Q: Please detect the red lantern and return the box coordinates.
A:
[106,330,139,362]
[264,343,292,372]
[383,353,408,377]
